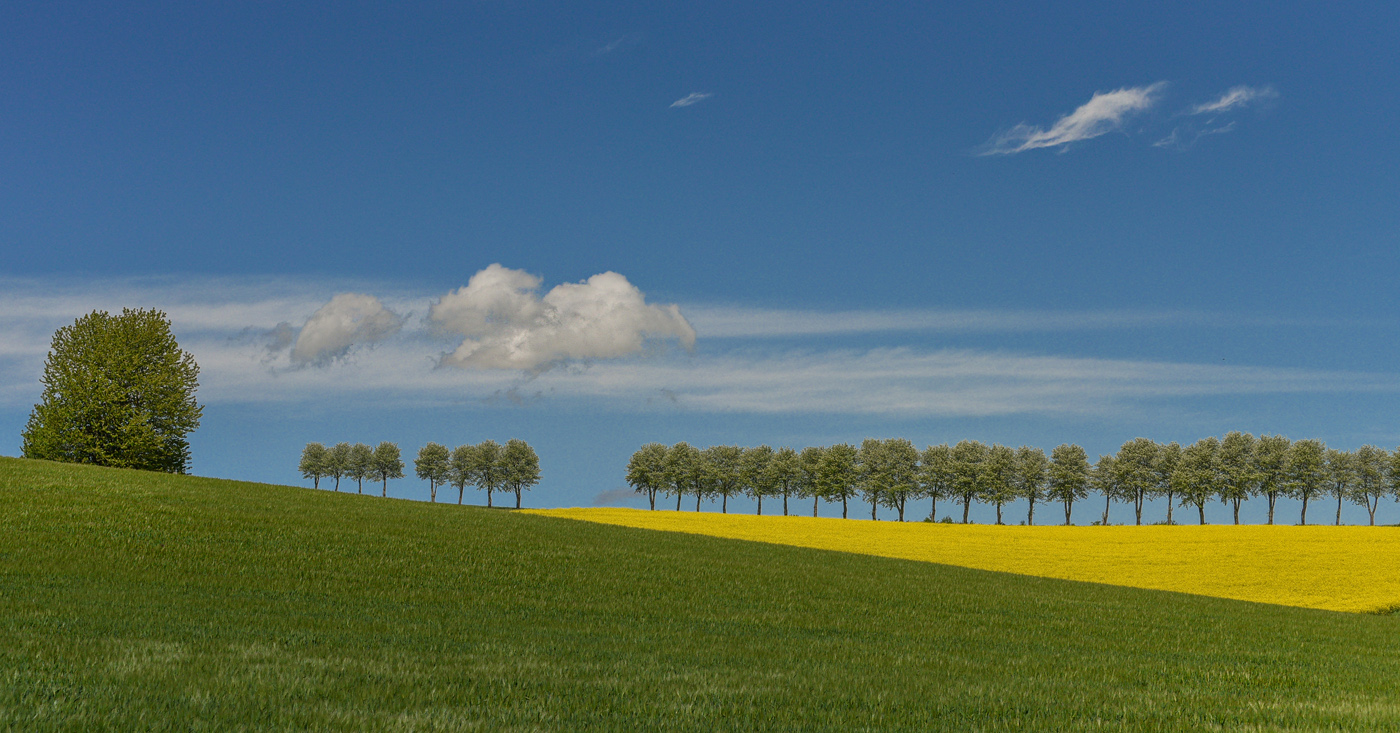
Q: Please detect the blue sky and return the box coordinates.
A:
[4,2,1400,523]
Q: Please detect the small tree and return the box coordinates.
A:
[627,443,670,510]
[1325,449,1355,526]
[1047,443,1089,525]
[879,438,921,522]
[1218,431,1258,525]
[858,439,887,521]
[372,442,405,497]
[449,443,479,504]
[1114,438,1160,525]
[703,445,744,513]
[664,442,703,511]
[740,445,777,515]
[22,308,203,473]
[798,446,828,517]
[299,442,329,489]
[1174,437,1221,525]
[1388,448,1400,524]
[1013,445,1048,526]
[348,443,374,494]
[500,439,540,509]
[1154,441,1182,525]
[819,443,860,519]
[326,442,351,492]
[920,444,955,522]
[768,447,801,516]
[980,444,1018,525]
[1253,435,1291,525]
[1352,445,1388,526]
[1090,453,1118,525]
[951,440,990,524]
[1285,439,1326,524]
[415,442,451,502]
[473,440,505,507]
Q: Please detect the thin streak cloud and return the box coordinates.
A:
[981,83,1166,155]
[1191,85,1277,115]
[670,92,713,108]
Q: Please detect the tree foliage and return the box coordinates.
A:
[23,308,202,473]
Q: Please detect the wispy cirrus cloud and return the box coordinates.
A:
[670,92,713,108]
[980,83,1167,155]
[1190,85,1277,115]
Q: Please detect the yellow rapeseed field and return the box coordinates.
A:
[525,507,1400,613]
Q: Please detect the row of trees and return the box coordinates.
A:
[410,440,541,508]
[300,439,542,508]
[299,442,404,496]
[626,434,1400,526]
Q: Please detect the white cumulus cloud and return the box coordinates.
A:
[290,293,404,365]
[429,264,696,371]
[981,82,1167,155]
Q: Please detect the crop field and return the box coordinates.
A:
[5,456,1400,730]
[531,508,1400,613]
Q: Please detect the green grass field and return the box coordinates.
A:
[3,456,1400,730]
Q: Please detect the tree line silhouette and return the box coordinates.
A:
[301,439,541,508]
[626,433,1400,525]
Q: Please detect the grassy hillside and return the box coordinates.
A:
[3,456,1400,730]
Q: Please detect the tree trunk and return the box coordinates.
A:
[334,477,341,492]
[1368,499,1376,526]
[962,498,971,524]
[783,493,788,516]
[757,496,762,515]
[1198,503,1205,525]
[1301,496,1308,525]
[1267,493,1276,525]
[897,499,905,522]
[813,496,819,517]
[871,498,877,521]
[696,494,702,511]
[430,482,436,502]
[1166,491,1173,525]
[487,488,493,508]
[995,502,1003,525]
[313,477,320,490]
[721,493,727,513]
[677,493,682,511]
[458,486,464,505]
[515,488,521,509]
[382,478,387,498]
[649,491,655,510]
[1135,493,1142,525]
[1101,495,1109,525]
[1232,499,1240,525]
[1336,494,1342,526]
[1064,501,1072,526]
[1027,497,1035,526]
[930,496,938,522]
[842,497,848,519]
[357,479,363,494]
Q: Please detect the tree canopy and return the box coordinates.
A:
[22,308,202,473]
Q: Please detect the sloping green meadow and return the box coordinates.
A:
[2,457,1399,730]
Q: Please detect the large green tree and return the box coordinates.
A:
[472,440,505,507]
[414,442,451,502]
[1090,453,1118,525]
[501,439,541,508]
[1154,442,1182,525]
[798,446,827,517]
[22,308,202,473]
[860,438,920,521]
[664,442,703,511]
[448,443,479,504]
[1047,443,1089,525]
